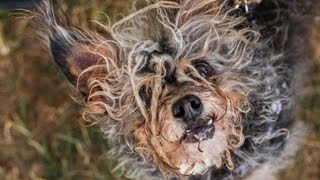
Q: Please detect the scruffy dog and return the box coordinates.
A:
[32,0,313,179]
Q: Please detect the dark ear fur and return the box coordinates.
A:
[35,1,118,95]
[49,32,118,94]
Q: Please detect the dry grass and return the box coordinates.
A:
[0,1,319,179]
[278,16,320,179]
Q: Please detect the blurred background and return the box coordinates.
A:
[0,0,319,179]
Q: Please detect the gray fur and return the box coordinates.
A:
[32,0,312,179]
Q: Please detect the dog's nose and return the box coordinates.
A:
[172,95,203,123]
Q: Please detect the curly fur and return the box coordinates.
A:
[31,0,314,179]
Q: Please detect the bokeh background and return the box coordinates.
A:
[0,0,319,179]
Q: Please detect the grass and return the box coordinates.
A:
[0,1,128,179]
[0,1,319,179]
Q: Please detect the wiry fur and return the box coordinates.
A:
[31,0,313,179]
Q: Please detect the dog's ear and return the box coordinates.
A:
[34,1,120,95]
[48,28,119,95]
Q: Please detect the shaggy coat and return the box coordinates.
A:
[32,0,314,179]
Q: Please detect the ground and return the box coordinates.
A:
[0,1,319,179]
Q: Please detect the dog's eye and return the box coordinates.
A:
[139,85,152,107]
[193,61,214,78]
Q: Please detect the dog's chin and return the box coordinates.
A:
[182,118,215,143]
[159,115,228,175]
[176,123,227,176]
[160,115,229,176]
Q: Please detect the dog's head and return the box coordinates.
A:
[36,0,260,177]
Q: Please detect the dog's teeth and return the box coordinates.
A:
[207,119,213,125]
[186,130,191,133]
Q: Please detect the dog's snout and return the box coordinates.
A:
[172,95,203,123]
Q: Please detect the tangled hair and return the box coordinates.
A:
[31,0,314,179]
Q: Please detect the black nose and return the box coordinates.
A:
[172,95,203,123]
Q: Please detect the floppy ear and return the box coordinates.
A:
[34,1,119,95]
[49,29,119,94]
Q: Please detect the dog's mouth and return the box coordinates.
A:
[182,118,215,143]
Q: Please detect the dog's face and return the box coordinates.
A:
[39,0,257,177]
[128,40,249,175]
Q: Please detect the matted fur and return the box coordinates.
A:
[31,0,312,179]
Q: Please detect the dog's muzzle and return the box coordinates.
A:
[172,95,215,143]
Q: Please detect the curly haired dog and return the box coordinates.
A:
[32,0,314,179]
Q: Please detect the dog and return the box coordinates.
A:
[31,0,314,179]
